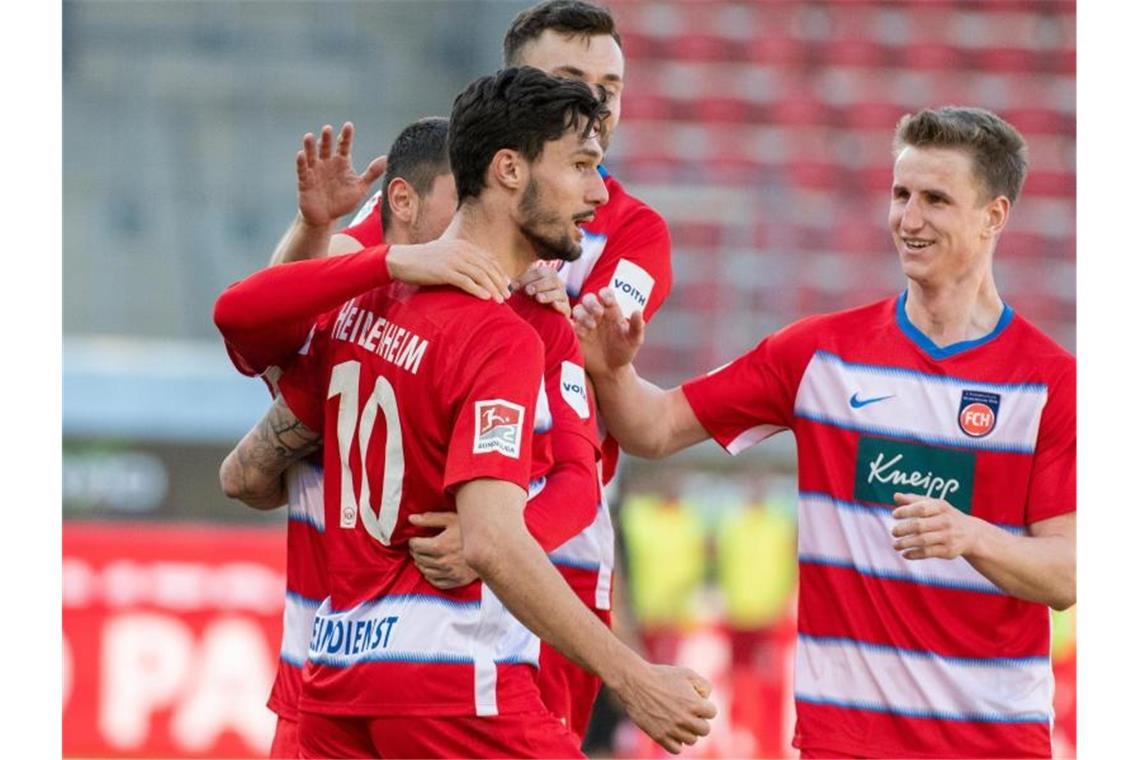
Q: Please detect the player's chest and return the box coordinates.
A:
[793,350,1048,517]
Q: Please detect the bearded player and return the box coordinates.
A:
[221,112,613,754]
[217,67,714,757]
[330,2,672,742]
[575,106,1075,759]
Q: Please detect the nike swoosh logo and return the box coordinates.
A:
[849,392,895,409]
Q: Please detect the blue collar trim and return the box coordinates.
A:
[895,291,1014,360]
[598,163,610,178]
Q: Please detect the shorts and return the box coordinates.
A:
[536,608,611,743]
[269,714,300,759]
[297,709,584,759]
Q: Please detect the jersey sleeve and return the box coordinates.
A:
[681,319,814,455]
[213,244,391,375]
[1025,361,1076,523]
[274,311,336,433]
[578,205,672,323]
[524,316,602,550]
[442,317,544,494]
[339,191,386,247]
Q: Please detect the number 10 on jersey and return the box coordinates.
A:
[328,360,405,545]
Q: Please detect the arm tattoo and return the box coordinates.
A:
[232,397,321,502]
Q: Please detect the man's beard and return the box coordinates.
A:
[519,178,582,263]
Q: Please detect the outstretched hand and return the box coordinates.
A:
[572,288,645,376]
[296,122,387,227]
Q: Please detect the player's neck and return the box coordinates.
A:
[444,203,534,279]
[903,270,1004,348]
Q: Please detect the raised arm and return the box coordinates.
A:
[573,289,708,458]
[456,478,716,754]
[269,122,387,266]
[219,396,321,510]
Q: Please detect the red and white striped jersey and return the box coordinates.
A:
[266,461,325,721]
[278,284,547,717]
[682,294,1074,759]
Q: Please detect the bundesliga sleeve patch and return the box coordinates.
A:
[560,361,590,419]
[608,259,655,317]
[473,400,525,458]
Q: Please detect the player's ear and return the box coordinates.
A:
[387,177,418,225]
[489,148,525,192]
[981,194,1010,240]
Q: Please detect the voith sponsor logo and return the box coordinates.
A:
[609,259,655,317]
[958,390,1001,438]
[560,361,590,419]
[473,400,525,458]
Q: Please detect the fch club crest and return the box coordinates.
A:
[958,390,1001,438]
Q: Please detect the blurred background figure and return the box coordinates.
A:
[62,1,1075,757]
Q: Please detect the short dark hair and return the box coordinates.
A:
[448,66,609,205]
[893,106,1029,204]
[503,0,622,66]
[380,117,450,232]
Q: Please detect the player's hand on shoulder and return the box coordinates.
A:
[295,121,386,227]
[613,661,716,754]
[386,239,512,304]
[515,264,570,318]
[408,512,479,590]
[572,288,645,376]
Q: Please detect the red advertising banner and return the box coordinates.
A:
[63,522,286,759]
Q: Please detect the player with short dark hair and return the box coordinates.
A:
[219,113,464,759]
[575,105,1074,759]
[218,67,715,758]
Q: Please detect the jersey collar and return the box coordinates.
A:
[598,163,610,178]
[895,290,1014,361]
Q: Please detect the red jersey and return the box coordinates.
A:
[342,206,615,609]
[551,169,672,485]
[682,294,1075,759]
[278,284,547,718]
[343,169,674,486]
[266,461,326,722]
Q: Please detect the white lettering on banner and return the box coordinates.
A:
[97,613,277,754]
[99,613,195,749]
[866,452,961,501]
[608,259,656,318]
[63,632,74,711]
[169,618,276,752]
[63,559,285,614]
[560,361,590,419]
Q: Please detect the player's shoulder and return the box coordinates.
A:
[778,296,895,344]
[600,172,667,234]
[1005,310,1075,378]
[509,295,573,342]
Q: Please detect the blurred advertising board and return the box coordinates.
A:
[63,522,285,758]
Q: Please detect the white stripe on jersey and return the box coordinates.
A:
[797,492,1014,595]
[307,593,539,670]
[348,190,383,227]
[281,591,322,667]
[794,351,1048,454]
[726,423,786,455]
[795,633,1054,725]
[286,461,325,532]
[555,231,607,299]
[547,470,614,610]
